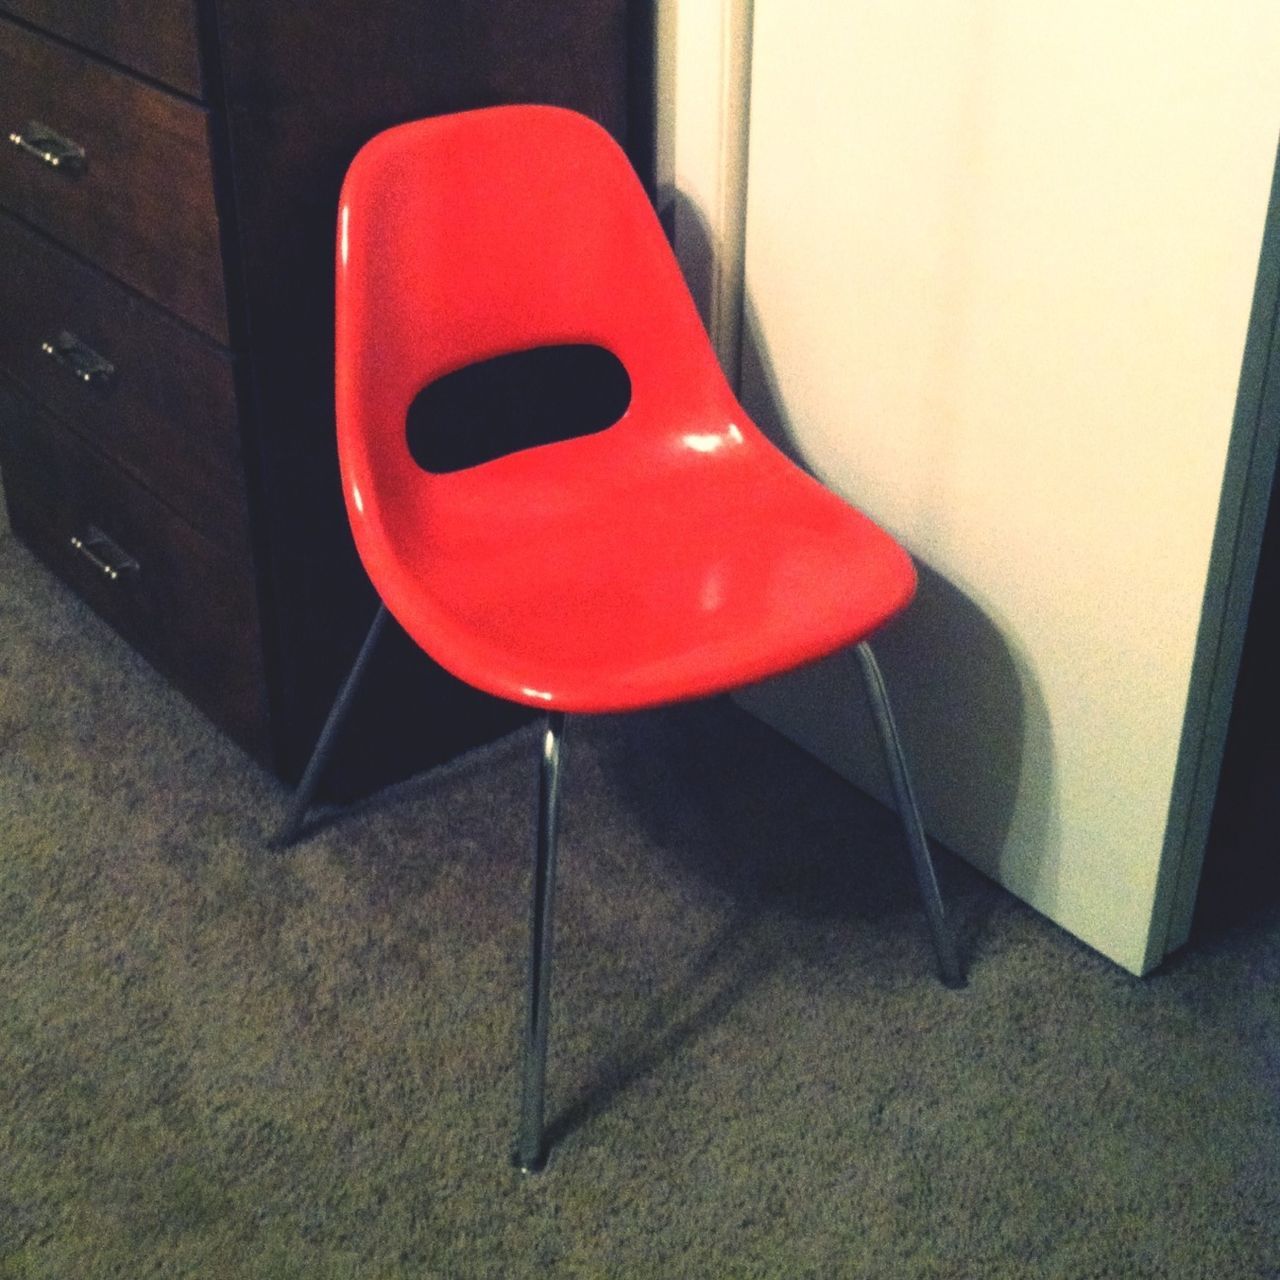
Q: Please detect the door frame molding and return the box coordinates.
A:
[653,0,754,383]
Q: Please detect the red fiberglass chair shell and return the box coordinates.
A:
[282,105,962,1173]
[335,106,917,712]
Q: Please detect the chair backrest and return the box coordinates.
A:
[335,105,736,569]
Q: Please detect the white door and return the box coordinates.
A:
[722,2,1280,974]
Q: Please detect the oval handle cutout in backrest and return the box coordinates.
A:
[406,344,632,474]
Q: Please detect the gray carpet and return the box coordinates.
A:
[1,526,1278,1279]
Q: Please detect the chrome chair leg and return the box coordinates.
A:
[272,604,389,848]
[855,642,966,988]
[513,710,566,1173]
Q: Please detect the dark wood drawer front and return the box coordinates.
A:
[0,0,203,98]
[0,18,227,341]
[0,385,269,760]
[0,212,247,552]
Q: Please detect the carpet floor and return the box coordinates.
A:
[1,528,1277,1279]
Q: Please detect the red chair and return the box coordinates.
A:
[279,105,963,1172]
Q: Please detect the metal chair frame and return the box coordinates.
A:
[275,604,964,1173]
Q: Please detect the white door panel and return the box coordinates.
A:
[736,1,1280,973]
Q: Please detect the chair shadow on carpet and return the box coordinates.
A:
[542,901,783,1151]
[536,696,1006,1147]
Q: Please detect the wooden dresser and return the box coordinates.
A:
[0,1,650,796]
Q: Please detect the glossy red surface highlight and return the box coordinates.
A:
[335,106,916,713]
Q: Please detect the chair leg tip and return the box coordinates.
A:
[511,1146,549,1175]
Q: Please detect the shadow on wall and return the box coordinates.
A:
[656,187,1058,897]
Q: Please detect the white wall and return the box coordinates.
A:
[659,2,1280,974]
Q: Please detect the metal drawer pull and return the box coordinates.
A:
[69,526,139,581]
[8,120,86,175]
[41,330,115,387]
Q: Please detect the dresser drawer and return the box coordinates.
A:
[0,0,203,98]
[0,17,227,341]
[0,384,269,760]
[0,212,247,553]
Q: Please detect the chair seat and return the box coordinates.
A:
[371,417,917,713]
